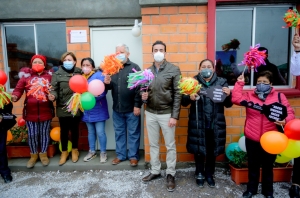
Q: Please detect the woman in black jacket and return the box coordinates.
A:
[181,59,232,188]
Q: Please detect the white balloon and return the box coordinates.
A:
[238,136,247,152]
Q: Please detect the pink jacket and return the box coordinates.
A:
[232,81,295,142]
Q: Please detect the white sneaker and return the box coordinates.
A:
[100,152,107,163]
[83,151,97,162]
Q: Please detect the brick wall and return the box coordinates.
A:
[66,19,91,150]
[141,5,300,163]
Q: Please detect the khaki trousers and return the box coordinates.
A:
[145,111,176,176]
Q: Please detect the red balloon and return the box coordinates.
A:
[17,118,26,127]
[0,70,8,85]
[285,119,300,140]
[69,75,88,93]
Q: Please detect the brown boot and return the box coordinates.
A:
[72,149,79,163]
[27,153,39,168]
[59,151,69,166]
[39,152,50,166]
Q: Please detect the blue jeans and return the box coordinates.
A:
[86,121,107,153]
[113,110,141,160]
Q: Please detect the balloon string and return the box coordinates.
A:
[281,124,284,132]
[286,161,290,168]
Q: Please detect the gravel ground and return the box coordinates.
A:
[0,168,290,198]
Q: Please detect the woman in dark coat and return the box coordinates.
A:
[181,59,232,188]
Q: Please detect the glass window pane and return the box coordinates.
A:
[255,7,290,86]
[36,23,67,69]
[5,26,35,88]
[216,10,253,86]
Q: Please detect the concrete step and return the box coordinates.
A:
[8,150,146,172]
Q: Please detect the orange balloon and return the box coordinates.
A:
[50,127,60,141]
[7,130,13,142]
[260,131,289,154]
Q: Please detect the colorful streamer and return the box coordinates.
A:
[238,44,267,72]
[100,54,124,75]
[127,68,155,90]
[178,77,201,95]
[64,93,83,116]
[0,85,11,109]
[26,77,52,102]
[283,9,300,28]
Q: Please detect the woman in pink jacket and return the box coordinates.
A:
[232,70,295,198]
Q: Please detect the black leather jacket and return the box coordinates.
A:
[146,60,182,119]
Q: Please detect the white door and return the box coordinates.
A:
[90,27,144,150]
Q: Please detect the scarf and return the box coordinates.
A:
[82,71,95,79]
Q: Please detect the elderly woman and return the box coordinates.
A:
[232,71,294,198]
[48,52,82,166]
[12,54,54,168]
[81,57,109,163]
[181,59,232,188]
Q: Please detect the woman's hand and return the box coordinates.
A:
[274,119,286,126]
[11,95,18,102]
[190,93,199,101]
[222,87,230,96]
[104,75,111,84]
[48,94,55,101]
[237,74,245,83]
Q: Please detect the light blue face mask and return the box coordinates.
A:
[63,61,74,70]
[116,54,126,62]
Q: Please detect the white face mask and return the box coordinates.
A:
[82,67,92,75]
[153,51,165,62]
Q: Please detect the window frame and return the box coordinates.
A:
[1,21,66,91]
[208,1,300,97]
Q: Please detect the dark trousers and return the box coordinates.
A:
[292,157,300,184]
[59,116,81,151]
[194,129,216,178]
[246,138,276,196]
[0,129,11,177]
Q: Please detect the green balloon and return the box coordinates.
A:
[81,92,96,110]
[240,133,244,138]
[59,141,72,152]
[280,140,300,159]
[275,154,292,163]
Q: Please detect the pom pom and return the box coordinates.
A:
[100,54,124,75]
[283,9,300,28]
[64,93,83,116]
[178,77,201,95]
[127,69,154,90]
[238,44,267,72]
[0,85,11,109]
[26,77,52,102]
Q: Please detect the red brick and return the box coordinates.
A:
[144,136,149,145]
[169,53,187,63]
[142,44,152,54]
[180,108,189,117]
[197,6,208,13]
[142,7,159,15]
[176,145,187,153]
[224,109,241,117]
[145,144,150,153]
[160,145,167,152]
[167,44,178,53]
[197,24,207,33]
[152,15,169,24]
[73,20,88,26]
[232,135,240,142]
[143,54,153,63]
[160,153,167,161]
[160,25,177,33]
[187,34,205,42]
[226,117,232,125]
[188,14,206,23]
[145,153,150,162]
[175,127,188,135]
[187,53,205,62]
[178,135,187,144]
[142,25,160,34]
[227,127,242,135]
[226,135,231,143]
[170,15,187,24]
[179,43,197,53]
[160,7,178,15]
[142,35,151,44]
[178,153,194,162]
[142,16,151,25]
[179,63,197,71]
[169,34,187,43]
[151,34,169,43]
[232,117,246,126]
[179,6,197,14]
[82,43,90,51]
[66,20,74,27]
[178,24,196,33]
[68,44,82,51]
[187,72,198,77]
[75,51,90,59]
[178,117,188,127]
[197,43,207,52]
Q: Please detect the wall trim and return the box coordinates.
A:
[139,0,208,7]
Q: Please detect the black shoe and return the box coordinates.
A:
[142,173,161,183]
[206,176,215,188]
[242,191,256,198]
[289,185,300,198]
[265,196,274,198]
[195,173,205,187]
[166,174,175,192]
[2,175,12,183]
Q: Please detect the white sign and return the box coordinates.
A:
[70,30,87,43]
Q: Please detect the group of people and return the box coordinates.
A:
[0,36,299,197]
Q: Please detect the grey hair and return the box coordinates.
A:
[116,43,129,53]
